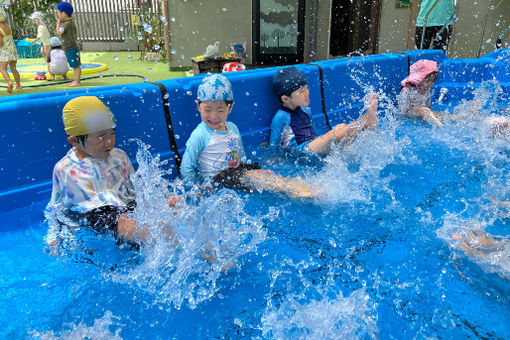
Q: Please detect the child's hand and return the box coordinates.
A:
[168,196,181,208]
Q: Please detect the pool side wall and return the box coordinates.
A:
[0,50,509,213]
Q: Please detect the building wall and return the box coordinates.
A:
[450,0,510,58]
[378,0,412,54]
[167,0,252,68]
[303,0,332,63]
[164,0,509,68]
[377,0,510,57]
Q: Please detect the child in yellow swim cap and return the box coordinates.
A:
[46,96,178,249]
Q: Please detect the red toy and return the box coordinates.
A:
[34,71,46,80]
[222,62,246,73]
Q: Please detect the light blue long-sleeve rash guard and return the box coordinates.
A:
[181,121,246,182]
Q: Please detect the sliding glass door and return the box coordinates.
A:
[253,0,305,65]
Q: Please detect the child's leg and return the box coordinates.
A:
[8,61,21,90]
[43,45,50,59]
[69,66,81,87]
[117,213,176,244]
[452,230,503,258]
[0,62,13,93]
[242,169,316,198]
[308,94,378,154]
[47,63,55,81]
[410,107,443,127]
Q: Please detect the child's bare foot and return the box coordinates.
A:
[360,93,378,129]
[15,85,22,91]
[47,77,55,81]
[6,82,13,93]
[68,81,81,87]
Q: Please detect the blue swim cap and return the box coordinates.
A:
[272,67,307,98]
[57,1,74,16]
[197,74,234,102]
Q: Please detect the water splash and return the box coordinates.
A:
[261,285,378,339]
[109,141,274,309]
[30,311,123,339]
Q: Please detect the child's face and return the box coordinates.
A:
[418,72,438,92]
[70,128,116,160]
[57,10,67,20]
[282,85,310,109]
[197,101,233,131]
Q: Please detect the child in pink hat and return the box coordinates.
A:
[398,59,443,127]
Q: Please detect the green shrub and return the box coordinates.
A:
[7,0,60,40]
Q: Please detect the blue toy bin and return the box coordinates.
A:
[14,39,41,58]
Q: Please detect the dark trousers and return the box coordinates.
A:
[415,25,452,51]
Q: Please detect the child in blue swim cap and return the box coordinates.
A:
[181,74,317,198]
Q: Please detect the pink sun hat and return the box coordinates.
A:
[401,59,439,87]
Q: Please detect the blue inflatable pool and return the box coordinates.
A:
[1,49,509,338]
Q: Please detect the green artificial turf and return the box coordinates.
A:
[0,51,192,97]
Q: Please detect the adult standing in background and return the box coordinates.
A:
[415,0,455,51]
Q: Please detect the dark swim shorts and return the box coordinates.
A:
[81,203,136,240]
[65,47,81,68]
[211,162,262,190]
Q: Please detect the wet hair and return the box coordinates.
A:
[197,100,234,108]
[75,134,88,146]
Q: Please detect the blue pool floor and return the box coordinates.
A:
[1,99,510,338]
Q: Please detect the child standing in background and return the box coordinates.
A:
[56,1,81,87]
[29,12,50,60]
[0,7,21,93]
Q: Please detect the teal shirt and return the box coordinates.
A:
[416,0,454,27]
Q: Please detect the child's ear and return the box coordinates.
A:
[228,102,235,113]
[67,136,79,147]
[195,100,201,110]
[281,95,291,104]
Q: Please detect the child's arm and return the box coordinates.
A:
[229,122,247,162]
[56,19,63,36]
[180,131,206,182]
[269,110,291,147]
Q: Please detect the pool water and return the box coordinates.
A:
[1,86,510,338]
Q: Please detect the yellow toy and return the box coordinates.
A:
[25,38,40,44]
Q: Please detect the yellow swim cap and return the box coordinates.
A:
[62,96,116,136]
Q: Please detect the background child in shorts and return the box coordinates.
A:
[47,36,68,80]
[56,1,81,87]
[270,67,378,154]
[181,74,316,198]
[0,7,21,93]
[29,12,50,60]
